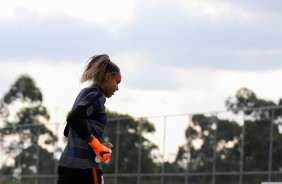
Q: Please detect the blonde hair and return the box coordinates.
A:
[81,54,120,86]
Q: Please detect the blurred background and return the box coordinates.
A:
[0,0,282,183]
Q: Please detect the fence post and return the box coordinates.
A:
[137,118,144,184]
[35,125,41,184]
[0,128,2,176]
[53,123,59,184]
[211,115,218,184]
[17,126,23,184]
[161,116,167,184]
[114,119,120,184]
[268,110,274,181]
[239,112,245,184]
[185,115,192,184]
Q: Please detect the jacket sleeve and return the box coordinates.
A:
[66,90,101,140]
[67,106,91,140]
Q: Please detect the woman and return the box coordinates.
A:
[57,54,121,184]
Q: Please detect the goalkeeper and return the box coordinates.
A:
[57,54,121,184]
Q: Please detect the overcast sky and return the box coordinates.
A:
[1,0,282,123]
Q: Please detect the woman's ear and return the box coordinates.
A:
[104,73,111,81]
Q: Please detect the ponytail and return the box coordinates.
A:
[81,54,120,86]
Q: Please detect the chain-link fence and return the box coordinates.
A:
[1,107,282,184]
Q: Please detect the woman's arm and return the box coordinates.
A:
[67,106,92,140]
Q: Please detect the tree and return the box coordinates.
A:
[225,87,282,167]
[180,115,241,184]
[225,87,277,118]
[102,111,160,184]
[172,87,282,184]
[0,75,57,184]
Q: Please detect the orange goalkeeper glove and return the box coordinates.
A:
[88,137,111,163]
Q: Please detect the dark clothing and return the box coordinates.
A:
[57,166,104,184]
[66,87,106,140]
[58,87,107,184]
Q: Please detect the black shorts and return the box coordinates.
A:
[57,166,104,184]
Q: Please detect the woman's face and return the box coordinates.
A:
[102,72,121,98]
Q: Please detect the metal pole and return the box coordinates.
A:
[185,115,192,184]
[239,112,245,184]
[53,124,59,184]
[211,115,218,184]
[161,116,167,184]
[114,119,120,184]
[35,125,41,184]
[268,110,274,181]
[17,126,23,184]
[0,128,3,177]
[137,122,142,184]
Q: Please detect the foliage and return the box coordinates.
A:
[170,87,282,184]
[3,75,43,104]
[103,111,160,183]
[225,87,279,118]
[0,74,57,184]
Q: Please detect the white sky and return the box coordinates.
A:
[1,0,282,160]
